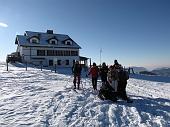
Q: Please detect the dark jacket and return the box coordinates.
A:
[100,66,108,81]
[98,81,117,101]
[113,63,122,70]
[117,70,129,91]
[72,64,82,75]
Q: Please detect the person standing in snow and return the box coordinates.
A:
[113,59,122,70]
[100,62,109,84]
[88,62,99,91]
[117,68,133,103]
[107,65,119,92]
[72,61,82,89]
[107,59,122,92]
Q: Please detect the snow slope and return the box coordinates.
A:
[0,62,170,127]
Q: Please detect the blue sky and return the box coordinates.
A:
[0,0,170,69]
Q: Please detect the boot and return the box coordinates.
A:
[74,84,76,89]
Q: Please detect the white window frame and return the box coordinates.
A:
[49,39,58,45]
[65,40,72,45]
[30,37,39,44]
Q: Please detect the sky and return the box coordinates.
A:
[0,0,170,70]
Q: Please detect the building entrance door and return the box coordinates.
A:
[49,60,53,66]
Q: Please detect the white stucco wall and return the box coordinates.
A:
[19,46,80,67]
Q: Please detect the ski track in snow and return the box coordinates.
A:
[0,62,170,127]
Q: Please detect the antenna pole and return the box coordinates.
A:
[100,48,102,66]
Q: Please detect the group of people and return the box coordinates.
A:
[72,60,133,103]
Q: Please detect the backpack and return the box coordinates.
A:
[118,70,129,82]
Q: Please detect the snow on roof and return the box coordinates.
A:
[16,31,81,49]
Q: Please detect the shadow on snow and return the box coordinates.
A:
[117,95,170,126]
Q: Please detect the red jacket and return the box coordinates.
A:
[89,66,99,78]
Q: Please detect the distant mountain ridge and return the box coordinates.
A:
[151,68,170,77]
[131,66,148,73]
[130,66,170,77]
[139,71,157,76]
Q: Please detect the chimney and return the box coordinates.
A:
[47,30,53,34]
[38,33,41,37]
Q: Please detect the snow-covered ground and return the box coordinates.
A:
[0,62,170,127]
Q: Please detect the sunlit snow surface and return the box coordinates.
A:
[0,62,170,127]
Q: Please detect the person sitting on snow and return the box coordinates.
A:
[98,81,117,102]
[98,60,133,103]
[98,61,119,102]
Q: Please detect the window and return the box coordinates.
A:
[63,51,70,56]
[65,40,72,45]
[57,60,61,65]
[51,41,55,44]
[66,60,69,65]
[46,50,74,56]
[47,50,54,56]
[49,39,57,45]
[67,41,71,45]
[37,50,45,56]
[55,50,63,56]
[32,39,38,43]
[55,50,71,56]
[49,60,53,66]
[73,60,75,65]
[71,51,78,56]
[30,37,39,44]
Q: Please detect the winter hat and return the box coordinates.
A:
[114,60,118,64]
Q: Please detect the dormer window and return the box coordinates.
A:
[49,39,58,45]
[65,40,72,45]
[30,37,39,44]
[51,41,55,44]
